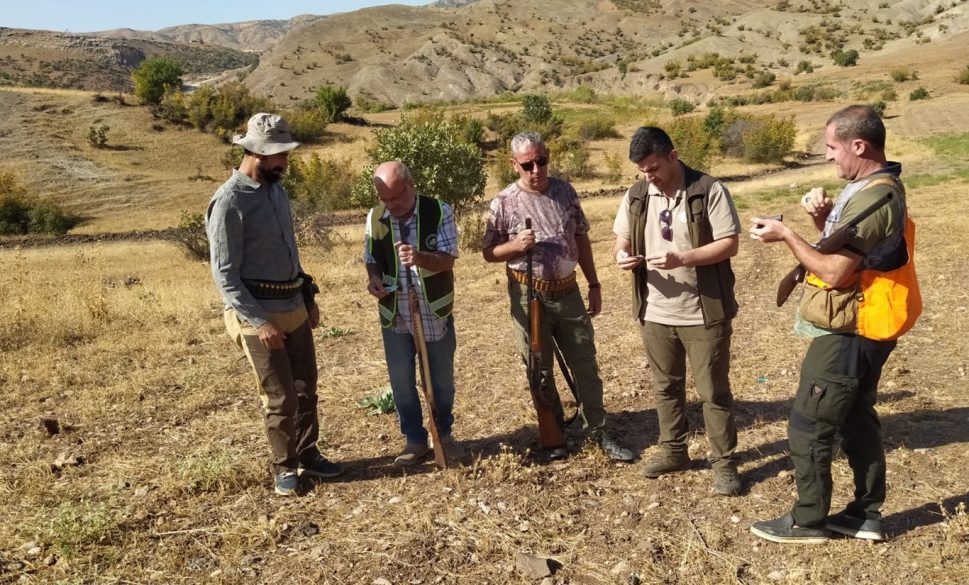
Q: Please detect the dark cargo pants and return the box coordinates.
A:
[789,332,896,527]
[225,307,322,475]
[640,320,738,470]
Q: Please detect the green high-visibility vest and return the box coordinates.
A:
[368,195,455,328]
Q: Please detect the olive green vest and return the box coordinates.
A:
[626,162,738,326]
[368,195,455,328]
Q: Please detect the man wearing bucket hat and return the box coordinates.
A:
[206,112,343,496]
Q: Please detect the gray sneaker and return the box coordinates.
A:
[274,470,300,496]
[641,451,691,478]
[826,509,885,541]
[394,442,430,467]
[713,466,742,496]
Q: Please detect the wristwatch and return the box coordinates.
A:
[588,282,601,289]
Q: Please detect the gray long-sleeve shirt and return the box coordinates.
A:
[206,169,303,328]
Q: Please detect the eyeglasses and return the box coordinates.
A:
[659,208,673,242]
[517,157,549,172]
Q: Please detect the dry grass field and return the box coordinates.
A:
[2,113,968,582]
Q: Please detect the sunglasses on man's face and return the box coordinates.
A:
[659,208,673,242]
[517,157,549,172]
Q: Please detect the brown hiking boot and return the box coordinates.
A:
[713,466,742,496]
[641,451,691,478]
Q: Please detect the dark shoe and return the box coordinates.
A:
[548,446,569,460]
[713,466,742,496]
[394,442,430,467]
[750,513,831,544]
[641,451,690,478]
[596,431,634,463]
[299,455,344,479]
[826,509,885,541]
[274,470,300,496]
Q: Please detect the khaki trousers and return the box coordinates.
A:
[224,306,321,474]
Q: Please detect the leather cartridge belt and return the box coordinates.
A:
[243,277,304,300]
[507,269,577,293]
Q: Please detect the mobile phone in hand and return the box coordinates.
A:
[756,214,783,228]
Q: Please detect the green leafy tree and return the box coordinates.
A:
[521,94,552,123]
[132,57,183,105]
[741,115,796,163]
[312,85,352,123]
[350,116,486,214]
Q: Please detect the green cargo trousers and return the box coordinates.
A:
[789,332,896,527]
[508,280,606,430]
[640,320,738,470]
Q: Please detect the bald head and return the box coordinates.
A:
[373,160,416,219]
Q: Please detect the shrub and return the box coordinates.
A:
[753,71,776,88]
[667,116,715,172]
[669,98,695,117]
[132,56,183,105]
[831,49,859,67]
[285,108,328,143]
[796,61,815,74]
[489,157,519,188]
[284,153,356,211]
[575,117,620,140]
[159,82,272,140]
[521,94,552,123]
[870,100,888,116]
[741,115,796,163]
[957,65,969,85]
[548,137,592,181]
[704,106,729,139]
[450,114,485,147]
[350,116,487,213]
[602,152,624,182]
[909,87,930,100]
[890,68,917,82]
[168,211,209,261]
[312,85,352,123]
[87,125,109,148]
[0,172,80,235]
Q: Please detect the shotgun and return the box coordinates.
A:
[399,222,449,469]
[776,191,893,307]
[524,218,567,449]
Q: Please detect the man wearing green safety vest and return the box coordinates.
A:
[364,161,465,466]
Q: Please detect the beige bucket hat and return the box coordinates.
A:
[232,112,299,155]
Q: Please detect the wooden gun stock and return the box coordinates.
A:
[524,218,566,449]
[400,222,449,469]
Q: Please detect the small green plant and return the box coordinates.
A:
[909,87,930,101]
[35,500,120,557]
[178,448,240,493]
[320,326,353,338]
[357,386,396,415]
[87,124,109,148]
[870,100,887,116]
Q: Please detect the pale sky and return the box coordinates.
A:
[3,1,428,33]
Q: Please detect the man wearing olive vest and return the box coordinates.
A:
[613,126,743,496]
[364,161,465,466]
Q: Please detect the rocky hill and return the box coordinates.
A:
[92,15,324,53]
[0,28,258,92]
[241,0,969,106]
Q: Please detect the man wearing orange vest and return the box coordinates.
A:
[749,105,921,543]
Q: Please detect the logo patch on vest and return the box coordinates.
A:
[424,234,438,250]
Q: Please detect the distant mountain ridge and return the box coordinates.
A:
[92,15,325,53]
